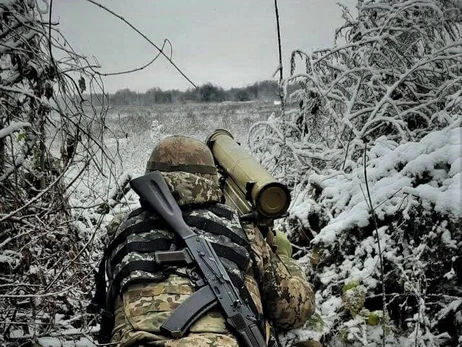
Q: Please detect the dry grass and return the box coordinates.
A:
[104,101,279,143]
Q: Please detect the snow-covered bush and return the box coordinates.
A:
[251,0,461,186]
[249,1,462,346]
[292,127,461,346]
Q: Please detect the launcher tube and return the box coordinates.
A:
[205,129,290,219]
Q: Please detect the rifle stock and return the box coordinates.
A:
[205,129,291,233]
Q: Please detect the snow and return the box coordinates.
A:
[349,256,379,288]
[320,295,343,319]
[10,330,24,338]
[38,336,98,347]
[307,127,462,246]
[290,188,316,230]
[282,122,462,346]
[0,250,21,267]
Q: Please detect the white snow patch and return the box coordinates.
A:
[302,127,462,246]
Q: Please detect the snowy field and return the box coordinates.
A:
[103,101,278,176]
[62,101,280,215]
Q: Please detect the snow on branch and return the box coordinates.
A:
[251,0,462,187]
[311,127,462,246]
[249,2,462,346]
[0,121,30,139]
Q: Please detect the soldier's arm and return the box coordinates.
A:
[243,224,315,330]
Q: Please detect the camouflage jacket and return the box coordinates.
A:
[106,172,315,347]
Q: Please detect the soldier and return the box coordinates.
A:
[96,135,315,347]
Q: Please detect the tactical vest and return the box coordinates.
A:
[103,202,258,339]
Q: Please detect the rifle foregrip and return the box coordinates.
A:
[229,315,267,347]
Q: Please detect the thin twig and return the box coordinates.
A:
[0,162,71,223]
[85,0,197,88]
[95,39,172,77]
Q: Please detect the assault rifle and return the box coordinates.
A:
[205,129,291,236]
[130,171,267,347]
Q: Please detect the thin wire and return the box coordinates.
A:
[363,141,387,347]
[273,0,286,146]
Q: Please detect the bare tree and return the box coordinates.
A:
[0,0,113,344]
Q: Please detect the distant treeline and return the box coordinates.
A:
[96,80,297,106]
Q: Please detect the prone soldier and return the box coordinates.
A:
[90,133,315,346]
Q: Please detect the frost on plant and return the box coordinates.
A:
[249,1,462,346]
[250,0,461,187]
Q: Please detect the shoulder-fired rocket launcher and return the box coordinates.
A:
[205,129,291,235]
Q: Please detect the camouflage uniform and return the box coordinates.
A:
[103,136,315,347]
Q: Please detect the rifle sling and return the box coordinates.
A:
[183,215,248,248]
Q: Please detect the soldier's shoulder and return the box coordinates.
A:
[211,203,240,220]
[106,212,126,236]
[107,207,158,239]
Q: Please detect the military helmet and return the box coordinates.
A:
[146,135,218,181]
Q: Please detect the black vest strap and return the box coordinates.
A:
[109,238,171,270]
[106,221,158,256]
[108,260,166,306]
[127,207,145,219]
[113,260,164,284]
[87,257,107,313]
[226,268,244,288]
[208,204,235,220]
[183,215,248,248]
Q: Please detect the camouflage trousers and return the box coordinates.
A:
[113,333,239,347]
[111,279,241,347]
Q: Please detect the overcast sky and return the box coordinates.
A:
[52,0,356,93]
